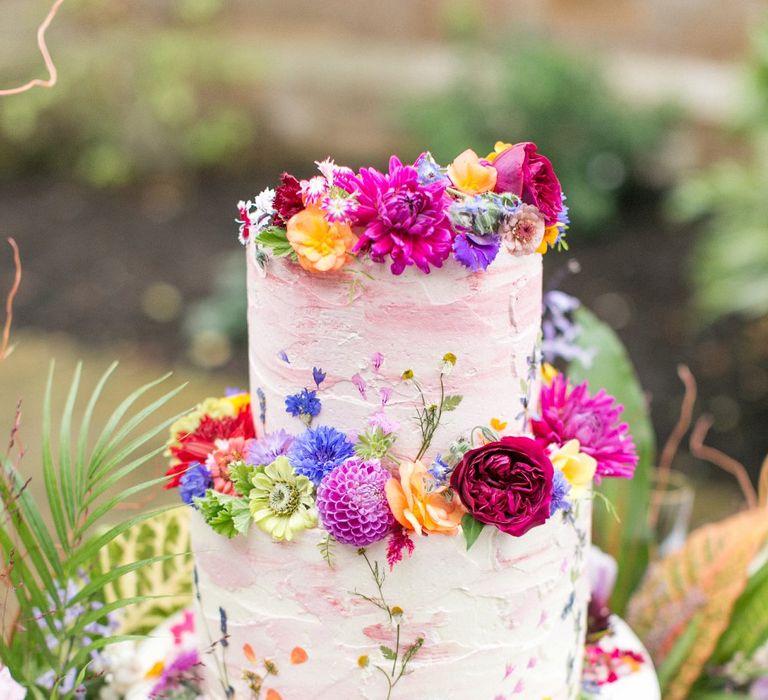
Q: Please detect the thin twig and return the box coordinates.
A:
[758,453,768,509]
[1,239,22,361]
[0,0,65,96]
[649,365,697,529]
[690,415,758,509]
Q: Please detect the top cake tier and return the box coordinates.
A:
[246,249,542,457]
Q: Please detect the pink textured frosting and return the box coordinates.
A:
[246,250,543,457]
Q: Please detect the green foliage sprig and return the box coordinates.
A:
[0,362,188,698]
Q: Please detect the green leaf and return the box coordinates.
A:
[657,612,702,690]
[441,394,463,412]
[569,305,656,614]
[198,490,249,539]
[710,558,768,663]
[461,513,484,550]
[255,226,294,257]
[379,645,397,661]
[230,461,256,497]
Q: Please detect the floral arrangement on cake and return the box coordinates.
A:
[235,142,569,275]
[165,357,637,559]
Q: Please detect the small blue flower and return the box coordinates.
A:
[219,606,229,646]
[224,386,245,397]
[278,350,290,364]
[414,151,449,186]
[256,386,267,426]
[428,454,450,484]
[179,463,212,506]
[312,366,326,388]
[285,388,322,419]
[550,470,572,516]
[288,425,355,484]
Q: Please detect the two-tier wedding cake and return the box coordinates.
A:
[164,142,639,699]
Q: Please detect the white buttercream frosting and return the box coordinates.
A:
[191,250,593,699]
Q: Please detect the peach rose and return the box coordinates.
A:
[385,460,464,536]
[286,207,357,273]
[446,149,497,195]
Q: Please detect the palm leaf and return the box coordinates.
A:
[569,305,656,614]
[0,363,189,697]
[626,508,768,700]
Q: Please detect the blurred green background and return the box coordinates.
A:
[1,0,767,522]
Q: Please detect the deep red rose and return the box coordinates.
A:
[493,142,563,226]
[272,172,304,225]
[164,407,256,489]
[449,435,553,537]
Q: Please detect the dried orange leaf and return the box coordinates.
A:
[627,508,768,700]
[243,643,257,664]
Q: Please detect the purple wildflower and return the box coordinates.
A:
[414,151,449,186]
[372,352,384,372]
[379,387,392,406]
[351,373,367,400]
[247,430,294,466]
[453,232,501,272]
[345,156,454,275]
[288,425,355,484]
[316,460,394,546]
[312,367,326,388]
[532,374,638,479]
[179,463,212,506]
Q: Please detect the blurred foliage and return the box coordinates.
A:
[0,0,259,187]
[569,305,655,615]
[669,22,768,322]
[402,39,674,236]
[182,250,246,367]
[627,507,768,700]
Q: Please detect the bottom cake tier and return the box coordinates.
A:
[191,496,592,700]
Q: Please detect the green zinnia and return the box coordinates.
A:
[248,456,317,541]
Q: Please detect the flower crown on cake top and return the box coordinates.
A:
[235,142,569,275]
[165,356,637,564]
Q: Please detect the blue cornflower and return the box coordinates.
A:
[550,470,572,516]
[288,425,355,484]
[312,366,326,388]
[285,388,322,419]
[179,463,212,506]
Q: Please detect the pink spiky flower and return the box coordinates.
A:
[531,374,638,479]
[345,156,454,275]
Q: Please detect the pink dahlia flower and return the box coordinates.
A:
[531,374,638,479]
[316,459,394,546]
[346,156,454,275]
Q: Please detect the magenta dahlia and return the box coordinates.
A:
[316,459,394,546]
[345,156,454,275]
[531,374,638,479]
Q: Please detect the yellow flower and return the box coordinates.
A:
[550,439,596,495]
[536,225,560,255]
[541,363,559,386]
[447,149,497,195]
[227,392,250,413]
[490,417,507,432]
[286,207,357,273]
[485,141,512,163]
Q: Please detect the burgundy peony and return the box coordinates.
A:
[449,436,553,536]
[272,172,304,225]
[493,142,563,226]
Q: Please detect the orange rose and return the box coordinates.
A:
[446,149,497,195]
[286,207,357,273]
[385,460,464,536]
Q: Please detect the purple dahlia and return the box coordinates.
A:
[345,156,454,275]
[316,459,394,546]
[531,374,638,479]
